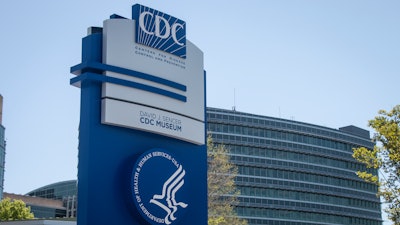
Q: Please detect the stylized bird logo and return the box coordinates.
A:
[150,165,188,224]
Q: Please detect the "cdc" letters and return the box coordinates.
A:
[139,11,184,46]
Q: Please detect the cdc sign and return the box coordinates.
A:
[133,4,186,58]
[70,4,207,225]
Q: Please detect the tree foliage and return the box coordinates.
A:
[0,198,34,221]
[207,136,247,225]
[353,105,400,224]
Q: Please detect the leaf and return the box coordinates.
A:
[0,198,34,221]
[352,105,400,225]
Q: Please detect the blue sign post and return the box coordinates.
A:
[70,4,207,225]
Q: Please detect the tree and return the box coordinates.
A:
[0,198,34,221]
[353,105,400,225]
[207,136,248,225]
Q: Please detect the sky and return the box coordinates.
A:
[0,0,399,223]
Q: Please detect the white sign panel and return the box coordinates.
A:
[100,13,205,144]
[102,99,205,145]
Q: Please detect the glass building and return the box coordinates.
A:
[27,180,78,218]
[0,94,5,200]
[206,107,382,225]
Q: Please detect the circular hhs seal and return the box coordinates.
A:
[131,149,189,225]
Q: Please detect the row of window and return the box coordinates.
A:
[52,183,77,197]
[235,176,378,202]
[238,186,380,211]
[237,166,377,192]
[211,133,356,162]
[236,207,381,225]
[208,123,372,154]
[28,182,77,200]
[206,110,371,147]
[231,155,370,181]
[29,189,56,199]
[29,205,66,219]
[237,196,381,219]
[227,144,373,173]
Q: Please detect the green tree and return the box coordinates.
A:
[207,136,247,225]
[353,105,400,225]
[0,198,34,221]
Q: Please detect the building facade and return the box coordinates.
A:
[26,180,77,218]
[0,94,5,200]
[206,107,381,225]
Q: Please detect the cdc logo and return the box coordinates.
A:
[132,4,186,58]
[131,149,189,225]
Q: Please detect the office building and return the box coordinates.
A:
[206,107,381,225]
[0,95,5,199]
[26,180,77,218]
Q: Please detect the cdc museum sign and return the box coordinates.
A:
[70,4,207,225]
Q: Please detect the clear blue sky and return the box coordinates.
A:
[0,1,399,223]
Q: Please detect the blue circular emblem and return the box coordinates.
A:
[131,149,189,225]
